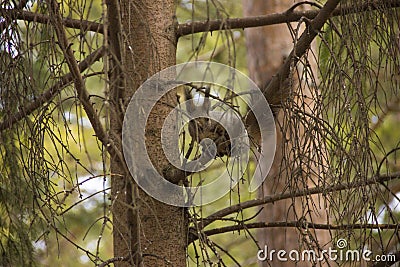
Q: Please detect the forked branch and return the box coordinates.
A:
[45,0,124,165]
[177,0,400,37]
[261,0,340,109]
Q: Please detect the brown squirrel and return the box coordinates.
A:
[182,84,264,158]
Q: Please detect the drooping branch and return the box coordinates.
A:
[45,0,124,165]
[0,8,104,33]
[0,46,105,131]
[200,171,400,230]
[261,0,340,109]
[190,220,400,243]
[177,0,400,37]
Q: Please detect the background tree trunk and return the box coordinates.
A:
[242,1,330,266]
[110,1,187,266]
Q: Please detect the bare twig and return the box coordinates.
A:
[200,171,400,230]
[0,46,105,131]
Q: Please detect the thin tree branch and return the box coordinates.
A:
[262,0,341,110]
[371,96,400,130]
[190,221,400,243]
[0,0,29,33]
[0,46,105,131]
[3,1,400,38]
[177,0,400,37]
[45,0,123,165]
[199,172,400,230]
[105,0,122,60]
[98,256,130,267]
[0,8,104,33]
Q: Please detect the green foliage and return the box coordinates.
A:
[317,1,400,256]
[0,130,40,266]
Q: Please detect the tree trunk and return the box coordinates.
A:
[109,1,187,266]
[242,1,329,266]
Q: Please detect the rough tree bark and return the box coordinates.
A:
[242,1,330,266]
[109,0,187,266]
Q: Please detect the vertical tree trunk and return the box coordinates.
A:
[242,1,329,266]
[109,1,187,266]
